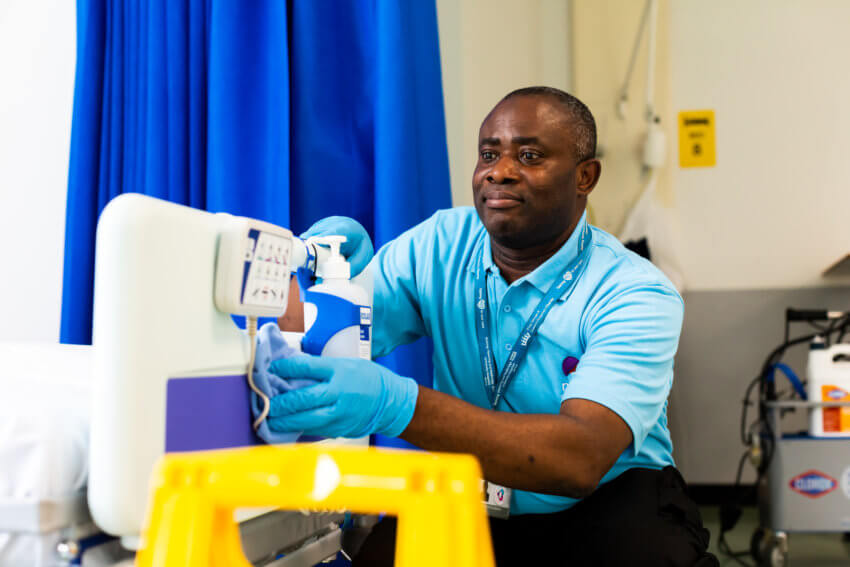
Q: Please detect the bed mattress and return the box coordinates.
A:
[0,342,94,566]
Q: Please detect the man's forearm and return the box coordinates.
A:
[399,386,611,498]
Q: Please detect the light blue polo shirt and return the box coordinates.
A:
[369,206,683,515]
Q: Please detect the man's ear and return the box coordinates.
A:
[576,159,602,196]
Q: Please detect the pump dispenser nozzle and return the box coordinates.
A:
[307,235,350,280]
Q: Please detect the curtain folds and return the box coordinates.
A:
[62,1,451,451]
[62,0,292,344]
[288,1,450,447]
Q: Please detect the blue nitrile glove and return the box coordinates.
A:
[266,356,419,439]
[300,216,374,278]
[251,323,316,444]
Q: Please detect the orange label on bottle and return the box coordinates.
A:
[821,385,850,432]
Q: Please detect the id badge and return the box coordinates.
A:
[483,480,511,519]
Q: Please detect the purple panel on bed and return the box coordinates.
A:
[165,374,326,452]
[165,374,263,452]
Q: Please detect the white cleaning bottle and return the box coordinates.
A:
[301,236,372,360]
[807,337,850,437]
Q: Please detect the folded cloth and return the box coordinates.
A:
[251,322,316,444]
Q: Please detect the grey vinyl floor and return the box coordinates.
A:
[701,506,850,566]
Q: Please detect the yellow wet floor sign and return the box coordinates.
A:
[135,445,495,567]
[678,110,716,167]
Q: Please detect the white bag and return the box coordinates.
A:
[618,173,686,292]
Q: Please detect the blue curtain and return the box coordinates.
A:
[61,0,451,446]
[288,2,449,448]
[62,0,290,345]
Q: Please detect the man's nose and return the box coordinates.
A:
[486,156,519,184]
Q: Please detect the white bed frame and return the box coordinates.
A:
[88,194,366,546]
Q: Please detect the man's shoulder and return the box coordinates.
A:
[413,207,485,247]
[578,226,683,338]
[378,207,484,274]
[586,225,682,303]
[429,206,481,230]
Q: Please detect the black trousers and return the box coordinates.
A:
[352,467,719,566]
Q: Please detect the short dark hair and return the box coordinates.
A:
[500,86,597,162]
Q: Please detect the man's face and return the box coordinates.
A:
[472,95,595,249]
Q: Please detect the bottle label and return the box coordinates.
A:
[821,385,850,432]
[301,290,364,357]
[359,307,372,360]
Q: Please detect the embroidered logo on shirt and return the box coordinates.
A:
[562,356,579,376]
[561,356,580,394]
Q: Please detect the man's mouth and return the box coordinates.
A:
[483,191,523,209]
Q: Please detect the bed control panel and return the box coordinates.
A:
[214,215,294,317]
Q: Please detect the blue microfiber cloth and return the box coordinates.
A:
[251,322,316,444]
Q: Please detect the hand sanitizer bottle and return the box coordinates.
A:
[301,236,372,360]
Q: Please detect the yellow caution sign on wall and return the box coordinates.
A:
[678,110,716,167]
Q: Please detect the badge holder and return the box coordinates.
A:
[483,480,511,519]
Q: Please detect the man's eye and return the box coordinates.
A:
[520,151,540,161]
[480,150,497,161]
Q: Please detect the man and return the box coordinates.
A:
[271,87,717,565]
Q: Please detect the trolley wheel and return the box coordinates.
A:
[750,526,769,565]
[765,531,789,567]
[767,543,787,567]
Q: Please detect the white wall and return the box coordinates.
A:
[0,0,76,342]
[670,0,850,291]
[571,0,675,236]
[572,0,850,292]
[436,0,572,208]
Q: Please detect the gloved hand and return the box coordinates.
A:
[301,216,374,278]
[267,355,419,439]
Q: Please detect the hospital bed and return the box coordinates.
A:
[0,194,369,565]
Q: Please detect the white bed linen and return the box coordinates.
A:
[0,342,92,566]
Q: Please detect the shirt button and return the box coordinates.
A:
[505,343,512,351]
[503,305,512,313]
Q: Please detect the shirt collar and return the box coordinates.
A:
[480,211,590,296]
